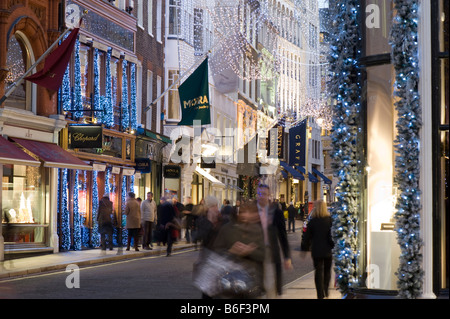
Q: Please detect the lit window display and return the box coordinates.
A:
[366,64,401,290]
[2,164,49,243]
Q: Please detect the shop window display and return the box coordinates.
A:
[366,64,401,290]
[2,164,48,243]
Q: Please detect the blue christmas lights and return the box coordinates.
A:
[60,169,71,251]
[93,48,101,120]
[130,62,138,131]
[73,170,82,250]
[327,0,362,294]
[389,0,423,299]
[103,49,115,128]
[73,39,83,119]
[121,60,129,129]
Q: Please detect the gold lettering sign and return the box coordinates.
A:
[183,95,209,109]
[72,132,101,143]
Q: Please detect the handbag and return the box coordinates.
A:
[192,249,263,298]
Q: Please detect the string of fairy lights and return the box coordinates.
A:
[173,0,329,128]
[389,0,423,299]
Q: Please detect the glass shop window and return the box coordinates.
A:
[366,64,401,290]
[2,164,48,243]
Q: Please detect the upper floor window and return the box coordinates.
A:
[168,0,181,36]
[5,31,36,113]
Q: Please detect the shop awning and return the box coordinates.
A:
[136,127,172,144]
[280,161,305,180]
[11,138,92,171]
[195,166,225,189]
[0,136,41,167]
[294,166,319,183]
[281,170,288,179]
[227,184,244,192]
[312,168,332,184]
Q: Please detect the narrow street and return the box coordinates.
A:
[0,228,313,299]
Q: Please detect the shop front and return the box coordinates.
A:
[58,125,136,250]
[327,0,448,298]
[134,128,170,202]
[0,110,91,259]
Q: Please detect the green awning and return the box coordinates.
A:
[137,128,171,144]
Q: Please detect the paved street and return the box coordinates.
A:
[0,227,314,299]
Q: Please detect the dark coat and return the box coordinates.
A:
[266,203,291,263]
[287,205,297,220]
[97,197,113,233]
[214,221,266,287]
[304,216,334,258]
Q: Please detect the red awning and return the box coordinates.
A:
[11,138,92,171]
[0,136,41,167]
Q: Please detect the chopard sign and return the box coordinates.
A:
[68,125,103,149]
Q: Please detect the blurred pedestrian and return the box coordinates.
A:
[299,202,305,220]
[256,184,292,298]
[141,192,156,250]
[124,192,141,251]
[172,196,184,241]
[220,199,233,224]
[155,196,166,246]
[232,199,241,221]
[303,200,334,299]
[193,196,225,298]
[214,202,266,298]
[159,197,176,256]
[191,198,206,249]
[287,202,297,232]
[183,197,195,243]
[98,195,114,251]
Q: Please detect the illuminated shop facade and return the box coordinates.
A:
[0,0,91,259]
[328,0,448,298]
[56,0,141,250]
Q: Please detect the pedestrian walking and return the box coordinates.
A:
[256,184,292,298]
[232,199,241,223]
[287,202,297,232]
[98,195,114,251]
[303,200,334,299]
[158,197,176,256]
[141,192,157,250]
[192,196,224,299]
[220,199,233,224]
[213,202,266,298]
[183,197,195,243]
[191,198,206,249]
[124,192,141,251]
[172,196,184,241]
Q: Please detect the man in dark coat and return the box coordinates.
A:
[98,195,114,251]
[287,202,297,232]
[256,184,292,297]
[159,197,176,256]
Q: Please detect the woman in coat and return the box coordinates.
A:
[124,192,141,251]
[98,195,114,251]
[303,200,334,299]
[213,202,266,298]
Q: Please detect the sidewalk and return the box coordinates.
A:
[0,240,342,299]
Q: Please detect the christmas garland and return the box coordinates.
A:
[91,170,100,247]
[73,39,83,119]
[121,60,129,129]
[130,63,138,130]
[59,169,71,251]
[327,0,362,294]
[389,0,423,299]
[72,170,82,250]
